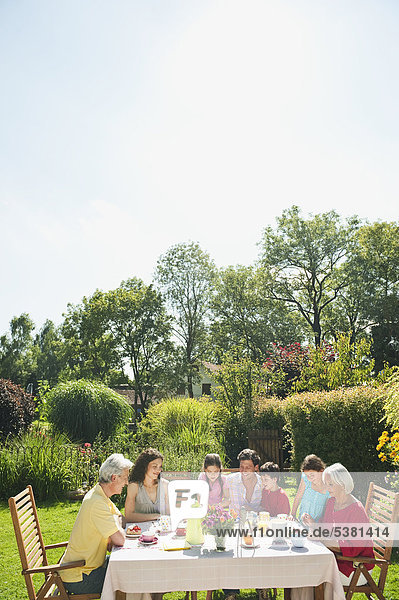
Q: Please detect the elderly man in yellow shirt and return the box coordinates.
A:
[61,453,133,595]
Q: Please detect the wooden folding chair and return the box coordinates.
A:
[9,485,99,600]
[336,482,399,600]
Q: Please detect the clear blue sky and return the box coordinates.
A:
[1,0,398,335]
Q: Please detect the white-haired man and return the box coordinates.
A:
[60,453,133,595]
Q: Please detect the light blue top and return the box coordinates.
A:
[298,473,329,523]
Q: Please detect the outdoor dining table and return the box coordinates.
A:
[101,523,345,600]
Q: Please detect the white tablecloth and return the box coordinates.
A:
[101,529,345,600]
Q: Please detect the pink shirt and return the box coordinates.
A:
[198,472,227,505]
[321,497,374,576]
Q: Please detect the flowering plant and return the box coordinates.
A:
[377,430,399,465]
[202,504,238,533]
[377,430,399,492]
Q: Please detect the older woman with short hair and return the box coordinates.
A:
[303,462,374,586]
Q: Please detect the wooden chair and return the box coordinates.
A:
[336,482,399,600]
[8,485,100,600]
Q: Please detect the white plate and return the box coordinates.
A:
[126,533,141,539]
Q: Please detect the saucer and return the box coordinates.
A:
[139,536,158,546]
[126,532,141,539]
[241,542,260,549]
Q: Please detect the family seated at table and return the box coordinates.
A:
[60,447,375,598]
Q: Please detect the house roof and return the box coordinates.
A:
[202,361,221,373]
[113,388,141,405]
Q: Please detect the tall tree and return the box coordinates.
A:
[155,242,216,397]
[209,265,304,362]
[323,221,399,368]
[106,278,177,412]
[259,206,359,346]
[60,291,123,383]
[0,313,37,386]
[353,222,399,369]
[34,320,64,385]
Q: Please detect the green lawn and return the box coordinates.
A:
[1,500,398,600]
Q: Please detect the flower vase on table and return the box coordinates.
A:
[214,529,226,551]
[202,504,237,552]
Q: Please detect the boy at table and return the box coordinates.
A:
[60,453,132,595]
[259,461,290,516]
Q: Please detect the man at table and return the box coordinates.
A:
[223,448,262,600]
[225,448,262,513]
[60,453,133,595]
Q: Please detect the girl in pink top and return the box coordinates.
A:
[198,453,229,506]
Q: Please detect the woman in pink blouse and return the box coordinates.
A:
[303,462,374,586]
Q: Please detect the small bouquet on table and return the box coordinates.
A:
[202,504,238,551]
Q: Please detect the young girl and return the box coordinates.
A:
[198,453,230,506]
[291,454,329,523]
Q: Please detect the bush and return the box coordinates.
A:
[0,379,35,439]
[381,369,399,430]
[255,397,286,430]
[0,429,76,500]
[284,386,387,471]
[47,379,132,443]
[136,397,228,468]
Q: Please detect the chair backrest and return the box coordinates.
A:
[365,482,399,563]
[8,485,48,600]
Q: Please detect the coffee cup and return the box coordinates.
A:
[291,536,305,548]
[176,527,186,536]
[141,533,155,542]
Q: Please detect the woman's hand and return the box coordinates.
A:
[301,512,315,526]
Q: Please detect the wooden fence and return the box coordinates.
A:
[248,429,284,468]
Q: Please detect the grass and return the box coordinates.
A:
[1,499,398,600]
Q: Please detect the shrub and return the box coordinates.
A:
[0,429,75,500]
[381,369,399,430]
[262,343,310,397]
[210,355,266,463]
[284,385,387,471]
[47,379,132,443]
[294,335,375,392]
[255,397,286,430]
[136,397,228,468]
[0,378,35,439]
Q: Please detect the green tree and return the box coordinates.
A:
[60,291,124,383]
[106,278,177,412]
[0,313,37,386]
[211,351,266,462]
[155,242,216,397]
[294,334,375,392]
[34,320,63,385]
[324,221,399,367]
[259,206,359,346]
[354,222,399,370]
[209,265,304,362]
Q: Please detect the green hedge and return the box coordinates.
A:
[283,386,387,471]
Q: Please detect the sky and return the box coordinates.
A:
[1,0,398,335]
